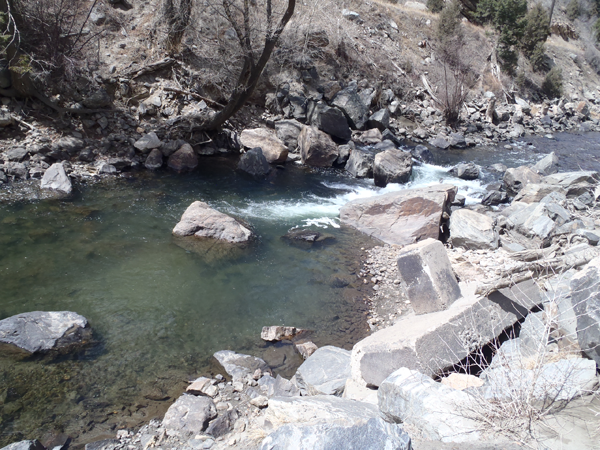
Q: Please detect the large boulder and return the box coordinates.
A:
[40,163,72,195]
[451,163,480,180]
[339,184,457,246]
[0,311,91,355]
[378,368,480,442]
[144,149,163,170]
[531,152,559,175]
[503,166,542,195]
[172,201,253,243]
[0,441,45,450]
[167,143,198,172]
[505,197,571,241]
[569,259,600,365]
[350,280,541,386]
[396,238,462,315]
[260,417,411,450]
[450,209,498,250]
[213,350,270,379]
[344,147,374,178]
[331,85,369,129]
[237,147,271,177]
[299,126,339,167]
[133,132,162,153]
[275,119,303,151]
[162,394,217,435]
[240,128,288,164]
[373,150,412,187]
[513,183,566,203]
[294,346,351,396]
[309,104,351,141]
[366,108,390,131]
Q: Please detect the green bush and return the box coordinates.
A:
[521,4,549,58]
[529,42,547,72]
[566,0,580,20]
[542,67,563,98]
[427,0,445,13]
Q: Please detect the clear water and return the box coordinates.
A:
[4,132,589,447]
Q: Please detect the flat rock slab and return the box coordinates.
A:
[213,350,270,380]
[162,394,216,435]
[339,184,457,245]
[260,417,411,450]
[351,281,541,387]
[0,311,91,355]
[397,238,461,315]
[172,201,253,244]
[294,345,351,396]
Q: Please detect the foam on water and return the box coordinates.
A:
[224,162,488,227]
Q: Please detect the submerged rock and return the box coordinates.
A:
[282,229,335,246]
[0,311,91,355]
[261,326,307,342]
[172,201,253,244]
[213,350,270,379]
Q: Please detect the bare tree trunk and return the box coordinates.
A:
[164,0,193,54]
[548,0,557,27]
[203,0,296,130]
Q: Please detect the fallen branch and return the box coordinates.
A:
[123,58,178,79]
[421,74,440,103]
[11,114,36,130]
[163,87,224,108]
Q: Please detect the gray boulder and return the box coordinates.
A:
[82,89,112,108]
[350,280,541,386]
[450,209,498,250]
[294,346,351,396]
[172,201,253,243]
[481,190,508,206]
[0,441,45,450]
[366,108,390,131]
[257,374,301,397]
[85,439,120,450]
[0,311,91,355]
[503,166,542,195]
[429,135,450,149]
[378,368,481,442]
[531,151,559,175]
[513,183,566,203]
[5,147,28,161]
[240,128,288,164]
[260,417,411,450]
[451,162,480,180]
[506,199,570,241]
[331,85,369,129]
[542,171,598,188]
[40,163,73,195]
[162,394,217,435]
[309,104,351,141]
[299,126,339,167]
[411,144,434,163]
[373,149,412,187]
[275,119,303,151]
[261,326,306,342]
[569,259,600,365]
[52,136,84,156]
[396,238,462,315]
[344,147,374,178]
[144,149,163,170]
[238,147,271,177]
[213,350,270,379]
[339,184,457,246]
[134,132,162,153]
[4,162,28,179]
[167,143,198,172]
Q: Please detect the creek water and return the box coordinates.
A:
[0,132,598,448]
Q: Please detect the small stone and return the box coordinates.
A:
[250,396,268,408]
